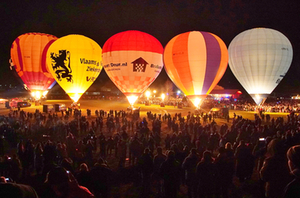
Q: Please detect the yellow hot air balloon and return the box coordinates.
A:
[46,35,102,102]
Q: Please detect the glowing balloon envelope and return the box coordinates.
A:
[46,35,102,102]
[164,31,228,108]
[10,32,57,100]
[228,28,293,105]
[102,30,164,106]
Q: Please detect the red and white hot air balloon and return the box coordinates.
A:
[102,30,164,106]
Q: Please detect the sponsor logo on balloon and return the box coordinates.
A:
[50,50,73,83]
[86,76,96,82]
[150,64,162,69]
[27,80,45,86]
[132,57,147,72]
[80,58,100,66]
[86,66,101,72]
[103,62,127,71]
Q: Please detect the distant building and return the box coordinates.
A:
[210,85,242,99]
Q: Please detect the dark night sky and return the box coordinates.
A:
[1,0,300,95]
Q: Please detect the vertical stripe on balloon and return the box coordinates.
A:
[188,32,206,95]
[173,33,193,94]
[201,32,221,94]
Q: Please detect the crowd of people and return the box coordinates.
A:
[211,97,300,113]
[0,107,300,197]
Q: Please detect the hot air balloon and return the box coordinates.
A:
[228,28,293,105]
[163,31,228,108]
[102,30,164,106]
[46,35,102,103]
[10,32,57,100]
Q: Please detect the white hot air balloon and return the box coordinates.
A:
[228,28,293,105]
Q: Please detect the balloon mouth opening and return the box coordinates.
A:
[161,93,165,101]
[145,91,151,100]
[69,93,82,103]
[193,98,202,107]
[31,91,42,100]
[126,95,139,106]
[250,94,269,105]
[187,95,207,109]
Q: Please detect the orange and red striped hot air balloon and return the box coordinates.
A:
[10,32,57,99]
[102,30,164,106]
[164,31,228,108]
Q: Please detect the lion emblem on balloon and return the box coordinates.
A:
[50,50,73,83]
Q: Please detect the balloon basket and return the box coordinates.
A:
[71,102,80,109]
[127,105,136,111]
